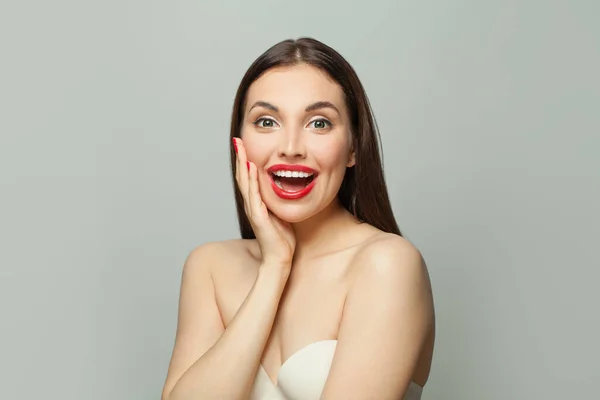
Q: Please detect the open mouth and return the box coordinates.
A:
[270,172,316,193]
[266,164,319,200]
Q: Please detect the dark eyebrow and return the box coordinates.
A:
[247,100,340,115]
[248,101,278,113]
[305,101,340,115]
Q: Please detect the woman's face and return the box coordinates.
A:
[240,64,355,223]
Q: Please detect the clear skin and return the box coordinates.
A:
[239,63,357,265]
[162,64,435,400]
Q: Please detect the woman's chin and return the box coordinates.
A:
[266,203,315,224]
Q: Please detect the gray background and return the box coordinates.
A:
[1,0,598,399]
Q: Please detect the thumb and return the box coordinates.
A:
[270,213,295,245]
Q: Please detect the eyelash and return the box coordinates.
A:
[252,117,333,130]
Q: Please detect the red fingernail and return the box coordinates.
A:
[232,138,238,153]
[246,161,250,170]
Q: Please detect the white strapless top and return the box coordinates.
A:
[251,340,423,400]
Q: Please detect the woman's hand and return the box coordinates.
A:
[233,138,296,270]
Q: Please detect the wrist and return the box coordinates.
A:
[258,262,291,282]
[261,259,291,268]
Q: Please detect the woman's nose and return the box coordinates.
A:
[277,128,306,159]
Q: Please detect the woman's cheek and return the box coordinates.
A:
[311,140,351,168]
[243,135,272,161]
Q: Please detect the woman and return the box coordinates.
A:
[162,37,435,400]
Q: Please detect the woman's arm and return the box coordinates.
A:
[163,137,295,399]
[319,235,435,400]
[161,242,289,400]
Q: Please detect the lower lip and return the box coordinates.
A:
[270,175,317,200]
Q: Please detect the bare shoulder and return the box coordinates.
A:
[356,233,424,263]
[349,233,431,295]
[184,238,260,274]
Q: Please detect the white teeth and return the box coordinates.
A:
[273,170,313,178]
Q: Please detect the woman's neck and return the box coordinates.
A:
[290,198,361,262]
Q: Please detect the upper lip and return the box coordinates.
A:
[267,164,318,175]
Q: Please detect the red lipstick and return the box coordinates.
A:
[267,164,318,200]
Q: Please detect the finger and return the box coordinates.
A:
[233,139,247,213]
[233,137,240,182]
[247,161,266,222]
[271,212,295,248]
[234,138,251,211]
[236,138,249,195]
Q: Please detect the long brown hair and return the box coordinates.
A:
[229,37,402,238]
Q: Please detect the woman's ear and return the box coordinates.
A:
[347,150,356,168]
